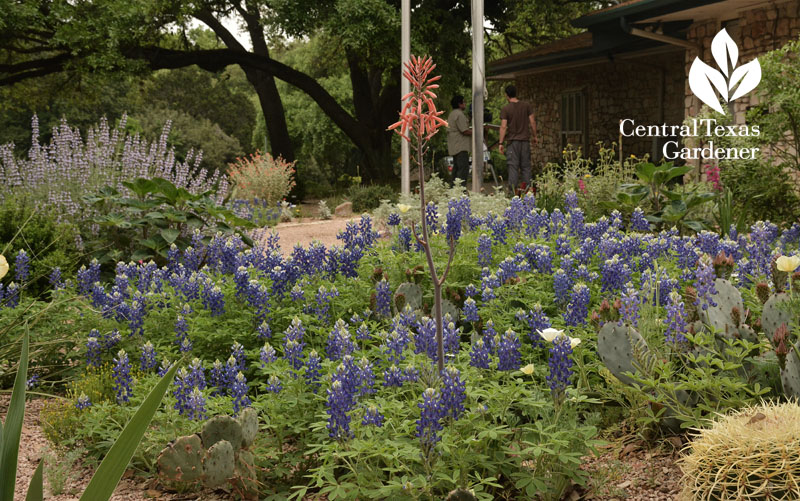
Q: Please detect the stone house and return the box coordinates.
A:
[488,0,800,169]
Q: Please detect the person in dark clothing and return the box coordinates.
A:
[498,85,538,194]
[447,95,472,186]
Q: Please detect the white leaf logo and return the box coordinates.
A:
[688,28,761,114]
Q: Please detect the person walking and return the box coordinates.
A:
[498,85,538,194]
[447,95,472,186]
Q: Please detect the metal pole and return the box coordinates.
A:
[401,0,411,196]
[471,0,484,193]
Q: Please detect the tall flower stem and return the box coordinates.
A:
[390,55,454,373]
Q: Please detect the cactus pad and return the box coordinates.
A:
[597,322,648,386]
[237,407,258,448]
[699,279,743,336]
[762,293,793,339]
[441,298,460,324]
[203,440,235,487]
[394,282,422,312]
[201,415,243,450]
[781,347,800,398]
[446,488,478,501]
[157,434,204,488]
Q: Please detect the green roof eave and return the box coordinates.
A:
[572,0,723,28]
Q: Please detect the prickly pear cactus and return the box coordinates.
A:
[761,293,793,339]
[781,347,800,398]
[597,322,648,386]
[394,282,422,312]
[699,279,743,336]
[202,415,243,451]
[231,449,258,498]
[441,298,459,324]
[238,407,258,448]
[203,440,235,488]
[157,434,204,489]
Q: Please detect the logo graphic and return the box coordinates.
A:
[688,28,761,114]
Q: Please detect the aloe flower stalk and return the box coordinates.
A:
[388,54,452,373]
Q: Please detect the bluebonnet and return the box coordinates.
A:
[173,368,194,417]
[312,286,339,323]
[445,202,463,242]
[480,270,501,302]
[564,190,579,211]
[531,245,553,274]
[505,197,526,229]
[619,283,641,327]
[497,329,522,371]
[187,358,206,390]
[470,339,491,369]
[694,254,718,311]
[383,364,405,387]
[284,340,305,371]
[568,208,585,237]
[546,336,574,406]
[516,305,551,346]
[440,366,466,420]
[362,405,384,427]
[417,388,444,450]
[564,283,591,327]
[186,387,207,420]
[414,317,437,360]
[15,249,30,283]
[290,284,305,302]
[397,226,412,252]
[630,208,650,232]
[482,319,498,354]
[77,259,101,296]
[387,212,401,226]
[384,329,409,364]
[230,342,247,372]
[202,285,225,317]
[49,267,65,290]
[305,350,322,392]
[375,279,392,317]
[327,380,354,440]
[75,393,92,410]
[173,314,191,352]
[464,284,478,298]
[260,343,277,366]
[112,350,133,404]
[257,320,272,340]
[398,304,417,329]
[326,319,355,361]
[101,329,122,351]
[26,373,40,390]
[477,234,492,267]
[356,357,376,396]
[234,266,251,298]
[356,321,371,341]
[158,358,173,377]
[443,320,461,355]
[140,341,157,372]
[231,372,251,416]
[167,244,181,271]
[86,336,102,368]
[553,268,572,304]
[266,375,283,393]
[425,202,439,232]
[463,297,479,322]
[664,290,689,344]
[601,255,630,293]
[404,365,420,383]
[125,296,146,337]
[488,215,509,245]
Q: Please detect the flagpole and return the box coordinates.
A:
[471,0,484,193]
[401,0,411,196]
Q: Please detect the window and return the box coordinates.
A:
[561,91,586,151]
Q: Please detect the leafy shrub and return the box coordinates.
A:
[227,151,296,206]
[348,183,398,213]
[82,177,254,266]
[0,193,80,297]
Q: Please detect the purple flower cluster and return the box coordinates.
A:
[112,350,133,404]
[497,329,521,371]
[664,291,688,344]
[546,336,574,406]
[564,283,590,327]
[375,279,392,317]
[694,254,718,310]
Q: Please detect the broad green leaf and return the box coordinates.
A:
[25,460,43,501]
[0,330,29,501]
[121,178,157,198]
[79,361,179,501]
[160,228,180,244]
[130,249,154,262]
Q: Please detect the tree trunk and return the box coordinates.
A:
[246,70,294,162]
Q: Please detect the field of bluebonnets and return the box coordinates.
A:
[2,56,800,501]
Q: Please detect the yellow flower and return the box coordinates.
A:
[397,204,411,214]
[537,328,564,343]
[520,363,535,375]
[0,254,7,280]
[629,154,636,158]
[776,255,800,273]
[569,337,582,349]
[584,173,592,178]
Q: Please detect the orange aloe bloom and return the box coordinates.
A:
[388,55,448,143]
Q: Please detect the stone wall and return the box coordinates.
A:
[516,51,685,169]
[684,0,800,122]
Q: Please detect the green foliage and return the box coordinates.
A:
[0,194,80,297]
[81,177,254,266]
[348,184,398,213]
[610,161,715,232]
